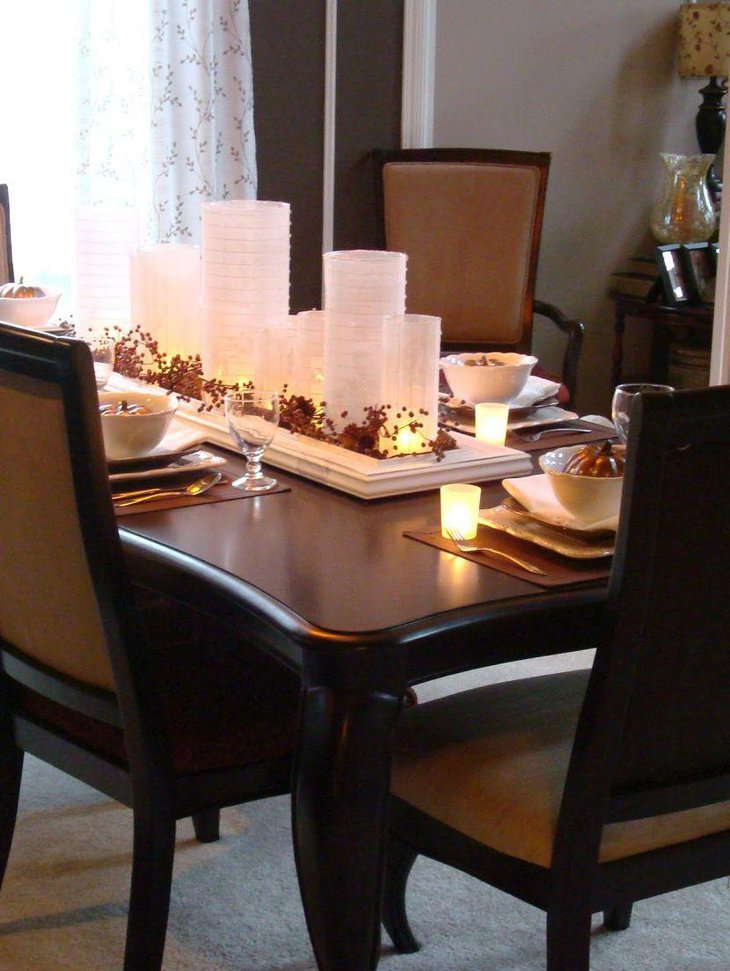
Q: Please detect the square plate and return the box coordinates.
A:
[479,504,615,559]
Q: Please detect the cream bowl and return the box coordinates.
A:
[0,288,62,329]
[440,352,537,404]
[539,444,624,523]
[98,390,178,460]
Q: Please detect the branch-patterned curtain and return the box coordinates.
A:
[76,0,256,244]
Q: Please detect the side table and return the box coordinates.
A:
[608,291,713,387]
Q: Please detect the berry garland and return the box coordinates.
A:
[98,324,457,461]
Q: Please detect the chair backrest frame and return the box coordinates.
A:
[0,322,174,779]
[373,147,551,351]
[553,385,730,877]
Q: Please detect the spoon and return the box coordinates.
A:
[114,471,223,507]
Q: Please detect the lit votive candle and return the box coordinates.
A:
[440,483,482,540]
[475,402,509,445]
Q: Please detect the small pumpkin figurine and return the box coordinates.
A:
[564,441,625,478]
[0,277,45,299]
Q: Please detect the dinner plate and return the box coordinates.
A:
[0,318,65,333]
[108,449,227,483]
[479,504,615,559]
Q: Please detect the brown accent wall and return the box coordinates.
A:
[334,3,404,251]
[250,1,327,311]
[250,1,403,312]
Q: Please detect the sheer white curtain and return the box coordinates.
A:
[4,0,256,302]
[78,0,257,237]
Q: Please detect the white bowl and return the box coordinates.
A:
[98,391,178,460]
[440,352,537,404]
[539,444,624,523]
[0,288,61,329]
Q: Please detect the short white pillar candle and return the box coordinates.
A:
[440,483,482,539]
[475,402,509,445]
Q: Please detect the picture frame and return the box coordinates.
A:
[656,244,690,306]
[680,241,714,304]
[709,241,720,271]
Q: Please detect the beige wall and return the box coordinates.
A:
[432,0,701,414]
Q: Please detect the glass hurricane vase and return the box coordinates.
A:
[650,153,716,244]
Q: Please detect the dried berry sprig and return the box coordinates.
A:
[99,324,239,412]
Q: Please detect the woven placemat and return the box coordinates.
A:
[405,526,612,589]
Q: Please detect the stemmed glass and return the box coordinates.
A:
[224,390,280,492]
[611,383,674,444]
[85,336,116,390]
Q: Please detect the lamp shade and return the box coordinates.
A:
[678,2,730,78]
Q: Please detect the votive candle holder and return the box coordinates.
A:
[475,402,509,445]
[440,483,482,539]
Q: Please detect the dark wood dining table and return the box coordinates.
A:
[118,437,610,971]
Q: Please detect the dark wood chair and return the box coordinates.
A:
[0,321,301,970]
[373,148,584,405]
[0,185,13,284]
[384,383,730,970]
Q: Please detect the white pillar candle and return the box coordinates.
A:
[201,200,290,387]
[130,243,201,360]
[74,205,138,336]
[323,250,407,316]
[323,312,387,431]
[382,313,441,449]
[292,310,327,405]
[475,402,509,445]
[440,483,482,539]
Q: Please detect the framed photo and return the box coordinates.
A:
[680,241,714,304]
[656,244,690,306]
[709,241,720,271]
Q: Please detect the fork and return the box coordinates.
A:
[447,527,547,576]
[513,426,592,443]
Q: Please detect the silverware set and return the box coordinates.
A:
[113,471,223,507]
[446,527,547,576]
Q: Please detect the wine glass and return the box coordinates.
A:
[224,390,280,491]
[85,336,116,390]
[611,383,673,444]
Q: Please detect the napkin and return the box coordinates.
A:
[501,473,619,532]
[151,418,209,455]
[509,376,562,409]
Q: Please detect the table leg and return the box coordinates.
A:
[293,680,403,971]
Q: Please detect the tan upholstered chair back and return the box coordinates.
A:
[381,156,547,348]
[0,367,115,691]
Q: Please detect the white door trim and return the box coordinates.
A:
[322,0,338,255]
[401,0,437,148]
[710,147,730,383]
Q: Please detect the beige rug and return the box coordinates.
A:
[2,653,729,970]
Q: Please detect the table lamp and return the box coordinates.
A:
[678,1,730,200]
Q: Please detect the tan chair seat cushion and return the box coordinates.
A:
[392,670,730,868]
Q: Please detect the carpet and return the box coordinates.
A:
[1,652,729,970]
